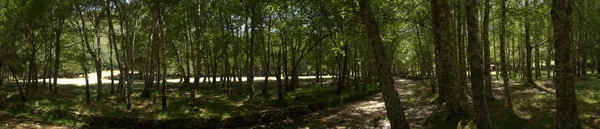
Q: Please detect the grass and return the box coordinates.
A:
[426,73,600,129]
[0,78,378,127]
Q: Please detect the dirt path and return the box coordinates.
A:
[251,79,436,129]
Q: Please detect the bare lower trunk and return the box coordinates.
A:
[358,0,410,128]
[466,0,492,128]
[432,0,465,120]
[9,67,27,102]
[482,0,494,101]
[552,0,582,128]
[500,0,514,111]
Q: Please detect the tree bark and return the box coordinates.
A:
[9,67,27,102]
[551,0,582,128]
[158,7,168,111]
[500,0,513,111]
[77,5,91,104]
[465,0,493,128]
[106,0,116,95]
[525,0,534,84]
[92,11,103,102]
[141,18,157,98]
[482,0,494,100]
[358,0,410,128]
[432,0,466,121]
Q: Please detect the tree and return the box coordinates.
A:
[499,0,514,111]
[482,0,494,101]
[465,0,492,128]
[53,3,67,93]
[76,4,91,104]
[431,0,466,121]
[358,0,410,128]
[106,0,116,95]
[551,0,582,128]
[524,0,534,84]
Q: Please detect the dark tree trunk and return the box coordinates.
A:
[482,0,494,101]
[358,0,410,128]
[535,45,541,78]
[77,5,91,105]
[9,67,27,102]
[499,0,514,111]
[141,19,158,98]
[524,0,534,84]
[465,0,493,128]
[551,0,582,128]
[455,3,468,101]
[158,8,167,111]
[246,8,257,98]
[106,0,116,95]
[276,39,283,101]
[432,0,465,120]
[93,20,103,102]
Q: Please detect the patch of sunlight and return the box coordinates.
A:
[398,90,414,96]
[230,101,245,107]
[355,101,385,112]
[515,110,532,119]
[156,113,169,119]
[577,96,597,104]
[5,92,17,99]
[532,94,549,100]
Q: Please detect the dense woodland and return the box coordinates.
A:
[0,0,598,128]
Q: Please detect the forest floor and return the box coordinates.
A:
[253,75,600,129]
[1,74,600,128]
[0,74,376,128]
[251,78,435,128]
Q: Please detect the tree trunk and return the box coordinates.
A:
[276,39,283,101]
[9,67,27,102]
[432,0,466,121]
[524,0,534,84]
[141,19,157,98]
[535,45,541,78]
[77,5,91,104]
[94,19,103,102]
[482,0,494,100]
[246,11,256,99]
[158,8,168,111]
[358,0,410,128]
[106,0,116,95]
[466,0,492,128]
[551,0,582,128]
[455,3,468,101]
[500,0,514,111]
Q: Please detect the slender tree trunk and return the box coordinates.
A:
[482,0,494,100]
[9,67,27,102]
[551,0,582,128]
[106,0,116,95]
[500,0,513,112]
[93,17,103,102]
[77,5,92,105]
[141,19,157,98]
[466,0,492,128]
[358,0,410,128]
[535,45,541,78]
[455,3,468,101]
[158,8,167,111]
[524,0,534,84]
